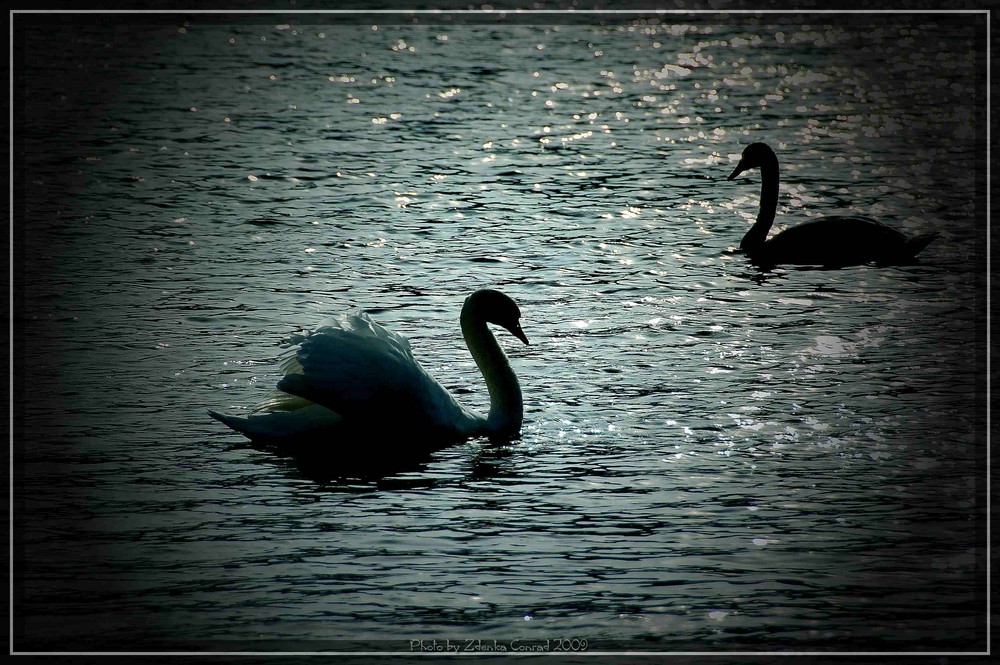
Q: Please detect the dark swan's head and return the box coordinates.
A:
[728,142,776,180]
[465,289,529,345]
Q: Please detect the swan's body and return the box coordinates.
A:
[209,289,528,448]
[728,142,937,268]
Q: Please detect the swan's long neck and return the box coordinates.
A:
[460,306,523,436]
[740,154,780,252]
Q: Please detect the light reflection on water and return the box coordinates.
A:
[16,14,984,652]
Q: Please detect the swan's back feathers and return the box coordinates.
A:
[276,312,479,436]
[759,216,935,267]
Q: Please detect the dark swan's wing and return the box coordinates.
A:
[763,216,909,266]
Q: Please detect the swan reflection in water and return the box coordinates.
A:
[728,142,938,269]
[210,289,529,477]
[235,434,524,487]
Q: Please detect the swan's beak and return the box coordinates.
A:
[727,160,748,181]
[510,323,529,345]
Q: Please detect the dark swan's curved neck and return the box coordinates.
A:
[741,155,780,252]
[460,306,523,435]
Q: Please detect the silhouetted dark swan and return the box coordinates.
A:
[728,142,937,267]
[209,289,529,446]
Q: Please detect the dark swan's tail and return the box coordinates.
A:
[902,231,939,259]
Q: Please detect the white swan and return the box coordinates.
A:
[728,142,938,267]
[209,289,529,447]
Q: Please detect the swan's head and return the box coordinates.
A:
[466,289,529,345]
[728,142,776,180]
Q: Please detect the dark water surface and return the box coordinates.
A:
[13,10,987,654]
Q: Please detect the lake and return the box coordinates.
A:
[12,8,987,655]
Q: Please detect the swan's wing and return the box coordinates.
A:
[765,216,908,265]
[275,313,478,434]
[252,391,315,413]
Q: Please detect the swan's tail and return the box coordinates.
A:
[902,231,938,258]
[209,406,343,442]
[208,408,283,440]
[208,409,252,435]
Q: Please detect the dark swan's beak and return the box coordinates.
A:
[510,323,529,345]
[727,160,748,181]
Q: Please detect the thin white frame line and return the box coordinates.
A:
[986,6,992,658]
[7,9,12,659]
[8,651,995,657]
[5,8,993,14]
[7,6,991,659]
